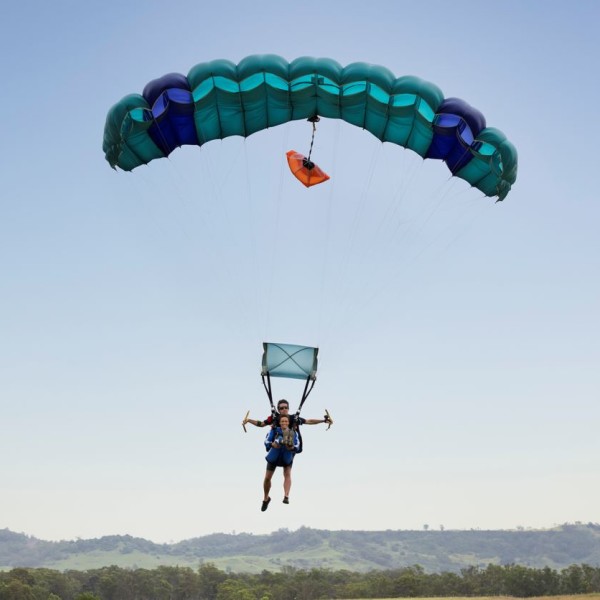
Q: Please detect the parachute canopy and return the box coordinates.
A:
[103,54,517,200]
[261,342,318,381]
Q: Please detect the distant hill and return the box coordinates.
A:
[2,523,600,573]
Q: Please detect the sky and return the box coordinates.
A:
[1,0,599,544]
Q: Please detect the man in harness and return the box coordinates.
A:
[244,399,330,431]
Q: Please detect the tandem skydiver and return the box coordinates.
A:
[245,399,330,511]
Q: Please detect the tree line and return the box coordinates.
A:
[2,562,600,600]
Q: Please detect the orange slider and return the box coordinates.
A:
[286,150,330,188]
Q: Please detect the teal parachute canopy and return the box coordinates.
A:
[103,55,517,200]
[261,343,318,381]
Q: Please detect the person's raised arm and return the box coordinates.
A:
[302,416,329,425]
[243,413,271,428]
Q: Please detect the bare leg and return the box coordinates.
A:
[263,469,274,501]
[283,465,292,499]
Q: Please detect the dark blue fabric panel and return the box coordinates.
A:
[148,90,197,154]
[143,73,190,105]
[143,75,198,154]
[438,97,486,136]
[444,132,475,173]
[427,127,457,160]
[428,125,475,174]
[426,98,487,173]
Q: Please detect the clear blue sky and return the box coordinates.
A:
[1,0,599,543]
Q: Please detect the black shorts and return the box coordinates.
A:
[266,459,293,472]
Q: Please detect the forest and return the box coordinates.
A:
[2,562,600,600]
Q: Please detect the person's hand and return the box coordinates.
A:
[242,416,249,426]
[272,441,280,448]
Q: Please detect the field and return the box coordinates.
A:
[355,597,600,600]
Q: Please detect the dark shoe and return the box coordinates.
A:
[261,497,271,512]
[283,496,289,504]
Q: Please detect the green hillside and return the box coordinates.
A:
[2,523,599,573]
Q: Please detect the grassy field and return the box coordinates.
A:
[26,545,362,572]
[354,597,600,600]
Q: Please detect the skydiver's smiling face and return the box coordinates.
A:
[279,416,290,430]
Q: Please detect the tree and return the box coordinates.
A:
[0,580,36,600]
[216,579,255,600]
[198,563,228,600]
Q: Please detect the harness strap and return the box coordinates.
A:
[295,375,316,418]
[261,372,276,419]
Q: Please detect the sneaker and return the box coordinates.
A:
[261,497,271,512]
[283,496,289,504]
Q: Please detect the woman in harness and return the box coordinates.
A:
[244,398,330,455]
[261,414,299,511]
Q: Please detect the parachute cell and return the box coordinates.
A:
[103,55,517,200]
